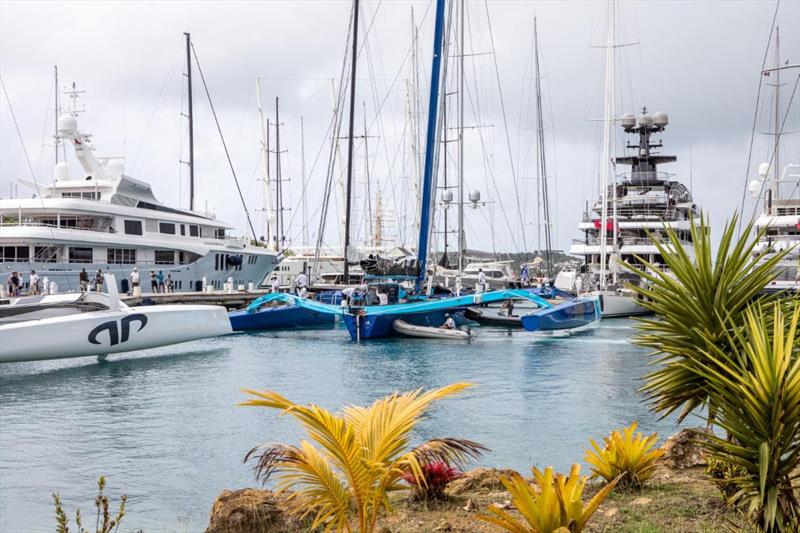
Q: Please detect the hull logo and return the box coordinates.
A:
[88,314,148,346]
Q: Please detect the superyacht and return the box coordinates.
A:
[0,112,279,294]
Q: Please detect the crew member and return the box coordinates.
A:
[476,268,487,294]
[441,313,456,330]
[28,270,40,295]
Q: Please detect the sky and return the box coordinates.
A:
[1,0,799,256]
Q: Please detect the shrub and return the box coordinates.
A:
[585,422,664,490]
[53,476,127,533]
[478,464,619,533]
[241,383,486,533]
[706,456,747,501]
[402,460,463,500]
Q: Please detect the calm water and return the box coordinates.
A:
[0,320,681,532]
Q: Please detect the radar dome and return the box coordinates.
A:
[620,113,636,128]
[106,160,124,178]
[57,114,77,135]
[758,162,771,178]
[637,114,654,126]
[748,179,762,197]
[653,112,669,126]
[468,190,481,203]
[441,189,453,203]
[54,162,69,180]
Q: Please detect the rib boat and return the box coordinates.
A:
[0,274,231,363]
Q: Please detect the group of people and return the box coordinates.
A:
[79,268,105,292]
[128,267,173,293]
[5,271,37,296]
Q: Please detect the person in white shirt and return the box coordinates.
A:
[377,289,389,306]
[476,268,487,294]
[130,267,140,288]
[441,313,456,330]
[28,270,40,295]
[270,276,280,293]
[294,272,308,293]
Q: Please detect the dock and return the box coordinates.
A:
[122,290,271,310]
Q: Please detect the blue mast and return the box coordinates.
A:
[415,0,446,292]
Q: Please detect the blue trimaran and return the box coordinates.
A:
[231,0,600,340]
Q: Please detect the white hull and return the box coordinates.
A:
[591,290,650,318]
[392,320,473,340]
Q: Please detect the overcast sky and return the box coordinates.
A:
[1,0,798,255]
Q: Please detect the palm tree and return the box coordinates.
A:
[240,383,486,533]
[696,303,800,532]
[621,213,791,421]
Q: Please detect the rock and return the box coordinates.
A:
[631,497,653,506]
[447,467,518,495]
[660,427,712,470]
[602,507,618,518]
[205,488,301,533]
[434,521,453,531]
[462,499,478,512]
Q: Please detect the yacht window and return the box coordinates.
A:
[69,247,93,263]
[178,251,185,264]
[124,220,143,235]
[180,224,186,236]
[1,246,29,262]
[108,248,136,264]
[189,225,199,237]
[214,228,226,239]
[159,222,176,235]
[34,246,58,263]
[155,250,175,265]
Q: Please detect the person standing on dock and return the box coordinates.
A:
[157,271,165,293]
[130,267,140,292]
[28,270,40,295]
[269,275,280,293]
[166,273,174,293]
[94,269,104,292]
[79,268,89,292]
[477,268,487,294]
[150,270,158,293]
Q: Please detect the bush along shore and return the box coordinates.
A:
[205,427,750,533]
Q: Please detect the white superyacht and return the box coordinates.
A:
[0,112,279,294]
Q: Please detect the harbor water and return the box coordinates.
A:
[0,319,681,532]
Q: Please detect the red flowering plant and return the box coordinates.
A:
[403,460,464,500]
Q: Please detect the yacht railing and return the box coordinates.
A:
[572,237,693,247]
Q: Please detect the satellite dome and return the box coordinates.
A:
[468,190,481,203]
[57,114,77,135]
[54,162,69,180]
[748,179,762,197]
[758,162,771,178]
[441,189,453,203]
[653,112,669,126]
[106,160,124,178]
[637,114,654,126]
[620,113,636,128]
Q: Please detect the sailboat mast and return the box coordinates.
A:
[301,115,308,247]
[343,0,360,283]
[773,26,781,206]
[457,0,465,276]
[598,1,615,290]
[363,101,373,245]
[255,79,274,249]
[533,18,553,279]
[275,96,284,249]
[54,65,60,165]
[415,0,447,292]
[184,32,195,212]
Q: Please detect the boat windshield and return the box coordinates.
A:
[0,301,109,325]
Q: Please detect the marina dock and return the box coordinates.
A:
[121,289,271,309]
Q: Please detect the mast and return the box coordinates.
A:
[533,17,553,279]
[184,32,195,212]
[415,0,447,292]
[54,65,60,165]
[457,0,465,276]
[255,79,275,249]
[343,0,360,283]
[275,96,284,249]
[363,101,373,245]
[301,115,309,247]
[598,1,615,290]
[773,26,781,207]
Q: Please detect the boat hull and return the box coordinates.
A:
[0,305,232,363]
[229,305,335,331]
[594,291,651,318]
[392,320,473,340]
[521,298,601,332]
[465,307,522,327]
[342,309,459,340]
